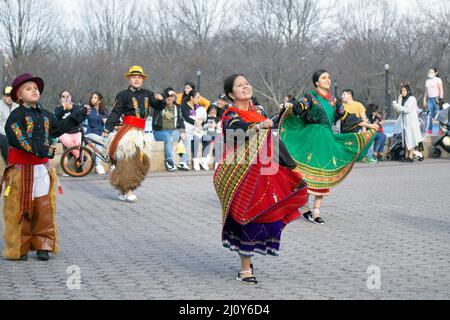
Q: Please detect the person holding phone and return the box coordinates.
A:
[393,84,423,162]
[54,90,85,173]
[85,92,109,175]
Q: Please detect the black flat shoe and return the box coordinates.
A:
[303,211,314,223]
[37,251,49,261]
[236,272,258,285]
[19,255,28,261]
[314,217,325,225]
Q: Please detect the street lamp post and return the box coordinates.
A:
[334,81,338,97]
[385,64,390,119]
[197,70,202,92]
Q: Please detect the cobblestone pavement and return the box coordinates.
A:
[1,159,449,300]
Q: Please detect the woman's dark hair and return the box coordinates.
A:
[431,68,440,78]
[400,84,413,103]
[181,82,197,104]
[401,84,412,95]
[366,103,379,117]
[312,70,328,87]
[208,105,218,114]
[59,90,72,99]
[224,74,245,100]
[251,96,260,106]
[89,92,107,115]
[185,81,196,90]
[186,89,199,102]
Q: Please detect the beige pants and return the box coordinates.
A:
[2,166,58,260]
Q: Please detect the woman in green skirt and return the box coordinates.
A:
[279,70,379,224]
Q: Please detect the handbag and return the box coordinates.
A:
[176,139,186,157]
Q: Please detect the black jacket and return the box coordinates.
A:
[54,104,84,134]
[6,104,87,159]
[152,103,185,132]
[105,86,166,132]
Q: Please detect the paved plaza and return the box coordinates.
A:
[0,159,449,300]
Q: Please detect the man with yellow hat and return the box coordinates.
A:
[0,86,19,163]
[104,66,174,203]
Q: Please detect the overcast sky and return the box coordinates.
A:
[56,0,422,14]
[56,0,449,21]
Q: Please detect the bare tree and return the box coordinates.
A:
[81,0,142,59]
[168,0,231,49]
[0,0,59,71]
[234,0,326,109]
[0,0,447,115]
[416,0,450,91]
[333,0,399,103]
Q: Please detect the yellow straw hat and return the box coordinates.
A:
[124,65,148,80]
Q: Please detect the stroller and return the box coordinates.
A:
[385,133,406,161]
[386,111,425,162]
[431,106,450,158]
[418,110,428,134]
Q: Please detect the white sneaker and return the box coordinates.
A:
[214,162,219,170]
[62,173,69,177]
[200,158,209,171]
[96,164,106,175]
[116,191,127,202]
[177,162,190,171]
[126,193,138,203]
[193,158,201,171]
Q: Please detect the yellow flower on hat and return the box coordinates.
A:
[124,66,148,80]
[4,86,12,95]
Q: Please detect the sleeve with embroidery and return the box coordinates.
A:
[6,114,34,153]
[222,110,256,132]
[292,93,328,124]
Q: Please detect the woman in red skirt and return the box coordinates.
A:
[214,74,308,284]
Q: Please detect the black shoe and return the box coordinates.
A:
[236,272,258,285]
[314,217,325,225]
[37,251,49,261]
[19,254,28,261]
[303,211,314,223]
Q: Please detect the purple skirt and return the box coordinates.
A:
[222,215,286,257]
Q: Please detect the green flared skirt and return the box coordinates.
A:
[280,112,375,191]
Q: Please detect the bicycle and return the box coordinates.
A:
[60,130,109,178]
